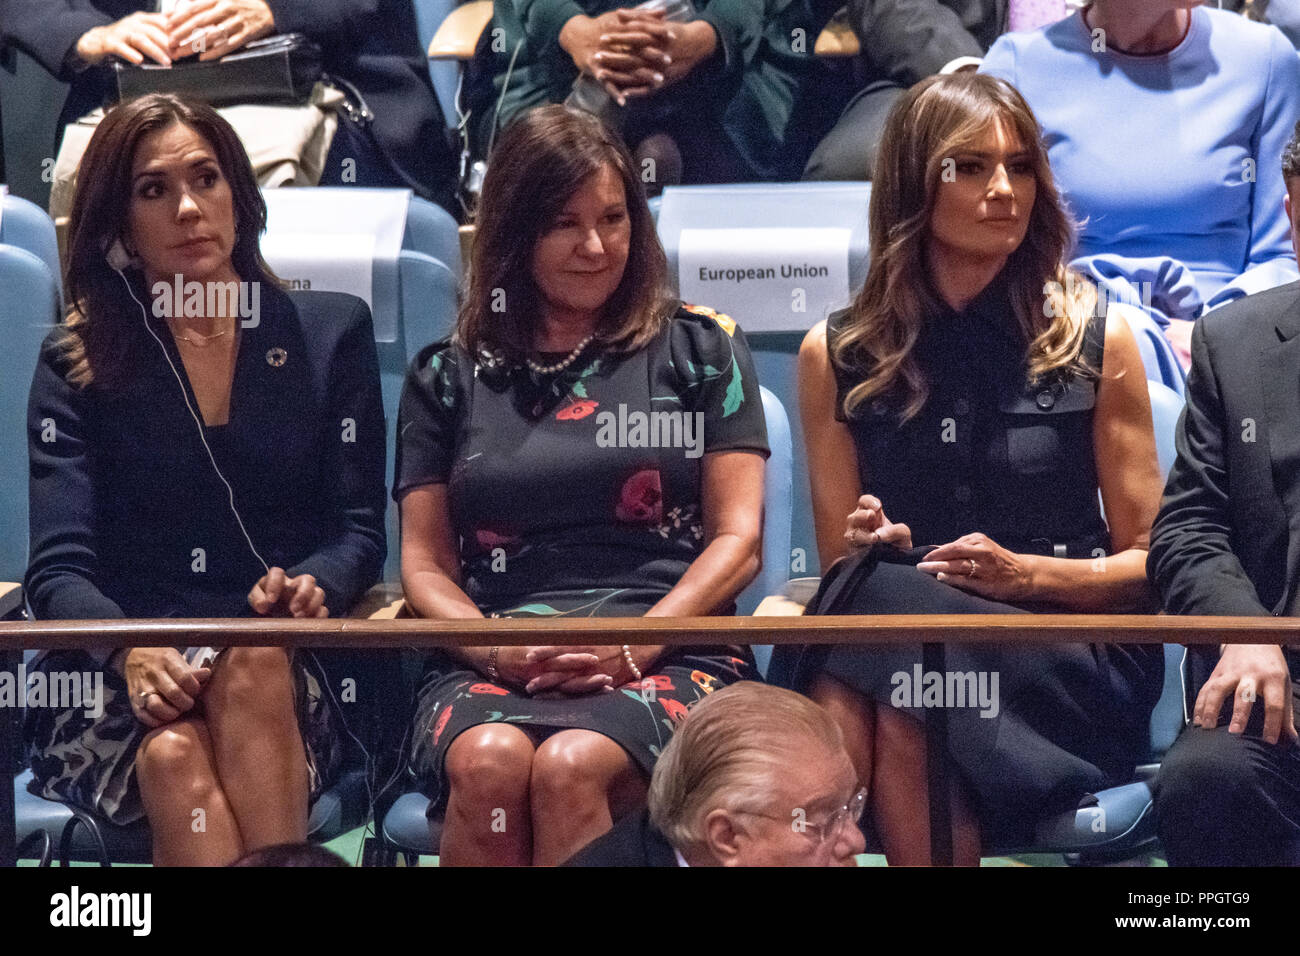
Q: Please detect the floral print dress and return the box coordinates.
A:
[393,304,770,806]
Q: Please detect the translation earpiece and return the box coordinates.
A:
[105,238,135,271]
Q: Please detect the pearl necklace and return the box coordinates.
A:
[525,334,594,375]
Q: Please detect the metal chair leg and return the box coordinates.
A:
[16,829,52,867]
[59,810,112,867]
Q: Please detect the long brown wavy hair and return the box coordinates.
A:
[59,93,281,389]
[832,72,1097,421]
[457,104,672,363]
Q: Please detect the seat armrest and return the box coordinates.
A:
[815,14,860,58]
[752,577,822,616]
[0,582,23,620]
[429,1,495,61]
[345,582,409,619]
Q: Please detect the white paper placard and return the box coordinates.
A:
[677,227,851,332]
[262,188,409,341]
[261,232,376,306]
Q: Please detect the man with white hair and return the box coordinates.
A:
[565,681,867,866]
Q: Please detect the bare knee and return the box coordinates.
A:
[810,674,876,783]
[136,721,214,799]
[206,647,294,716]
[874,704,925,763]
[444,724,534,802]
[531,731,631,806]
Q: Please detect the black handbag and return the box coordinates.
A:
[111,33,323,107]
[803,544,936,615]
[767,544,937,690]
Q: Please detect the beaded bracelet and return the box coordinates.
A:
[622,644,642,682]
[487,645,501,683]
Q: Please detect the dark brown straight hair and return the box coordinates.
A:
[59,93,281,389]
[457,104,672,363]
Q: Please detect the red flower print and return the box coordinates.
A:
[660,698,689,724]
[557,400,599,421]
[475,529,518,551]
[469,683,509,696]
[432,706,452,745]
[616,468,663,523]
[638,675,675,692]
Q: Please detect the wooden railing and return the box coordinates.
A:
[2,615,1294,867]
[1,614,1296,648]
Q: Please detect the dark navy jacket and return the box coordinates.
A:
[25,286,387,664]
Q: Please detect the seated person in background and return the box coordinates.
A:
[804,0,1072,182]
[1232,0,1300,49]
[775,73,1166,865]
[23,93,387,867]
[0,0,457,210]
[394,104,769,867]
[474,0,847,189]
[566,681,867,866]
[1146,122,1300,867]
[980,1,1300,389]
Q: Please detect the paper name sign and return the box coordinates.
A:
[677,227,851,332]
[261,232,376,307]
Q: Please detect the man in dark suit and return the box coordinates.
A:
[803,0,1008,181]
[1146,121,1300,867]
[0,0,456,211]
[565,682,867,867]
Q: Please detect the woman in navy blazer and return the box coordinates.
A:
[22,93,386,866]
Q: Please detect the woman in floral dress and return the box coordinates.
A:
[394,104,770,865]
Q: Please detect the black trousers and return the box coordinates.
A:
[1152,671,1300,867]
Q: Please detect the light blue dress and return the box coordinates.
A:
[982,7,1300,394]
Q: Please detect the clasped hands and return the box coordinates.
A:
[563,8,717,106]
[76,0,275,68]
[121,566,324,728]
[494,645,644,697]
[844,494,1031,603]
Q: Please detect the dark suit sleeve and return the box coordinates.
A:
[263,0,384,41]
[697,0,764,80]
[0,0,115,78]
[285,299,387,614]
[25,338,126,665]
[846,0,987,86]
[1147,318,1273,618]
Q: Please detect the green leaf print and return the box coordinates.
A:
[571,380,587,399]
[722,355,744,417]
[508,603,563,617]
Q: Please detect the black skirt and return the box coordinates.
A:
[772,557,1164,846]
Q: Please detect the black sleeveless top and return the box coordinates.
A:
[827,277,1110,559]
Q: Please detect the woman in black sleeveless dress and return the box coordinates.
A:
[780,73,1168,862]
[394,105,768,866]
